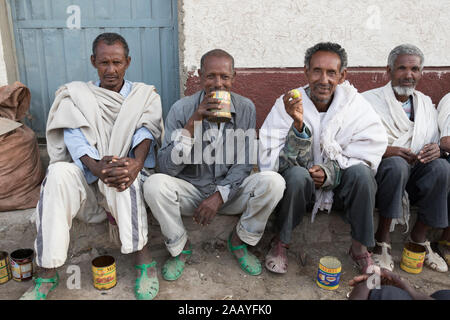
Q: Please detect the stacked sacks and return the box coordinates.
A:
[0,82,44,211]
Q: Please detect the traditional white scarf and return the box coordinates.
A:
[46,81,164,164]
[363,81,439,153]
[259,81,387,222]
[363,82,439,232]
[437,92,450,138]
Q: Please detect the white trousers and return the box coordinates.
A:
[143,171,285,257]
[34,162,148,268]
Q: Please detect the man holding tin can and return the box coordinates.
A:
[143,49,285,280]
[259,42,388,274]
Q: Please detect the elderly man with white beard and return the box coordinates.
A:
[363,44,449,273]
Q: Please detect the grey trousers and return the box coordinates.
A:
[375,156,450,228]
[275,163,376,247]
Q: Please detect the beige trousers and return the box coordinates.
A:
[143,171,285,256]
[34,162,148,268]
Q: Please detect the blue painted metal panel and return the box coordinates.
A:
[8,0,179,137]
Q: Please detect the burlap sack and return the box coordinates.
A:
[0,82,44,211]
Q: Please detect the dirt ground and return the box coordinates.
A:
[1,206,449,301]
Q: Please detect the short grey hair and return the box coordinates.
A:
[304,42,348,72]
[200,49,235,72]
[387,44,424,71]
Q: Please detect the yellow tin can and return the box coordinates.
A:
[400,242,426,274]
[207,90,232,123]
[0,251,12,284]
[92,255,117,290]
[316,256,342,290]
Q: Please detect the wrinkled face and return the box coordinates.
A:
[305,51,346,105]
[388,54,422,96]
[91,41,131,92]
[199,55,235,93]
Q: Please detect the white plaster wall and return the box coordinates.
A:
[0,30,7,86]
[182,0,450,71]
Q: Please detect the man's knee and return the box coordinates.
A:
[254,171,285,199]
[377,156,410,182]
[46,162,83,184]
[282,166,313,191]
[142,173,172,203]
[422,158,450,185]
[343,164,376,192]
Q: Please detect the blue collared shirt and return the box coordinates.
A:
[63,80,155,184]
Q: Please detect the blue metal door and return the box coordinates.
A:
[8,0,179,137]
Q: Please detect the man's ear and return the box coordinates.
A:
[338,69,347,84]
[197,68,203,78]
[90,55,96,68]
[386,65,392,80]
[125,56,131,69]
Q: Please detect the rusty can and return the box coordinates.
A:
[207,90,232,123]
[10,248,34,282]
[0,251,12,284]
[92,255,117,290]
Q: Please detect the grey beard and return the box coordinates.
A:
[393,85,415,97]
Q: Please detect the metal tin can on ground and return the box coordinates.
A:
[92,255,117,290]
[400,242,426,274]
[316,256,342,290]
[207,90,232,123]
[0,251,12,284]
[10,249,34,282]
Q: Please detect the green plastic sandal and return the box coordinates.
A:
[162,245,192,281]
[228,233,262,276]
[135,261,159,300]
[20,272,59,300]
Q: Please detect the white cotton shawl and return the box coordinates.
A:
[363,82,439,232]
[46,81,164,164]
[437,93,450,138]
[259,81,388,222]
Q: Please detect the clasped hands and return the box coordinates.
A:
[93,155,143,192]
[386,143,441,165]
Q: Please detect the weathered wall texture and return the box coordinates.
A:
[182,0,450,70]
[181,0,450,127]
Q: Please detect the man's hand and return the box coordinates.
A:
[101,157,144,191]
[309,165,326,189]
[283,90,303,132]
[384,146,418,164]
[82,155,128,187]
[417,143,440,164]
[184,92,222,136]
[193,192,224,226]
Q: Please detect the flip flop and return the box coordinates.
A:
[227,232,262,276]
[135,261,159,300]
[19,272,59,300]
[162,245,192,281]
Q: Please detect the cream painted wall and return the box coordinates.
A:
[181,0,450,71]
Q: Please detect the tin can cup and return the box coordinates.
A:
[316,256,342,290]
[207,90,232,123]
[0,251,12,284]
[400,242,426,274]
[10,248,34,282]
[92,255,117,290]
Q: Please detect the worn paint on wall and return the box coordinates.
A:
[182,0,450,71]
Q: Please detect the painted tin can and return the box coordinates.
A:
[92,255,117,290]
[0,251,12,284]
[10,248,34,282]
[316,256,342,290]
[207,90,232,123]
[400,242,426,274]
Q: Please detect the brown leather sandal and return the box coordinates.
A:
[348,248,375,274]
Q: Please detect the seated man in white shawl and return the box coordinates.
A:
[259,42,388,275]
[363,44,449,273]
[21,33,164,300]
[435,92,450,267]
